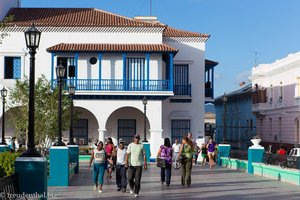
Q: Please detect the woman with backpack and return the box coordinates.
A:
[156,138,173,186]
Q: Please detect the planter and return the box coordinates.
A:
[250,139,262,148]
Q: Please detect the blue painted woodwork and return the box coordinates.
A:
[0,145,9,152]
[52,79,171,91]
[98,53,102,90]
[51,53,55,89]
[169,54,174,91]
[122,53,127,90]
[15,157,47,199]
[75,53,79,88]
[146,54,150,90]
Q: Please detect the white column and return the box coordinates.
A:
[98,129,106,143]
[149,129,164,159]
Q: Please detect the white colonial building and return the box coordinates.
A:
[251,52,300,150]
[0,0,212,157]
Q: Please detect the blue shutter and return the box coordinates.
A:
[13,57,21,79]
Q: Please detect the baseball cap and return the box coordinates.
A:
[134,134,140,139]
[119,138,124,143]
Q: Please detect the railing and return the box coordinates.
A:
[205,88,213,98]
[263,153,300,169]
[52,79,171,92]
[174,84,191,96]
[0,173,19,199]
[229,150,248,160]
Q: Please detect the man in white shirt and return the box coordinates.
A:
[116,138,127,193]
[172,138,181,169]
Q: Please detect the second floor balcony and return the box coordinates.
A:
[52,79,171,92]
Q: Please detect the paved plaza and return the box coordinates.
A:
[49,162,300,200]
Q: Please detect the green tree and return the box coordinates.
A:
[0,15,14,44]
[7,75,71,145]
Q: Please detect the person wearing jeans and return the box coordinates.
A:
[157,138,173,186]
[125,134,147,198]
[89,141,107,193]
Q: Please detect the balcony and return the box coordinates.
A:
[52,79,171,92]
[252,103,267,112]
[173,84,191,96]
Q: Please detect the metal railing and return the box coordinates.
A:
[173,84,191,96]
[263,153,300,169]
[229,150,248,160]
[0,173,20,200]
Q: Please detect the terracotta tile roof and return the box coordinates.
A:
[6,8,164,27]
[46,43,179,53]
[163,26,210,38]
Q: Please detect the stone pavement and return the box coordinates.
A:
[48,162,300,200]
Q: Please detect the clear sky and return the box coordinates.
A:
[21,0,300,97]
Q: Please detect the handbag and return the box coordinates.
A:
[157,157,166,168]
[177,155,187,164]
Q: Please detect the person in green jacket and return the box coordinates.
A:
[178,136,195,187]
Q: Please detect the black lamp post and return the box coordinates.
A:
[68,85,76,145]
[54,62,66,146]
[22,23,41,157]
[1,88,7,145]
[222,92,228,144]
[142,97,148,142]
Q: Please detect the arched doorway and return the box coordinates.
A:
[105,107,150,145]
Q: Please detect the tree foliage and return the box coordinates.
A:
[7,75,71,145]
[0,15,14,44]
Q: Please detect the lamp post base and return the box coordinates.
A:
[54,140,66,146]
[142,140,148,143]
[21,148,41,157]
[67,139,76,145]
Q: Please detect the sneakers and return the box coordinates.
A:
[130,189,134,194]
[117,187,121,191]
[98,189,103,193]
[134,194,139,198]
[122,188,126,193]
[94,185,98,191]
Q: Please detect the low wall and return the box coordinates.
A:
[252,162,300,186]
[220,157,248,172]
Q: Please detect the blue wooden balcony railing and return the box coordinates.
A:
[173,84,191,96]
[52,79,171,91]
[205,88,213,98]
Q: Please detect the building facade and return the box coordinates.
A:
[215,84,256,150]
[0,1,210,157]
[251,52,300,150]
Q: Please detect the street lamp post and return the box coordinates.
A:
[68,85,76,145]
[142,97,148,142]
[222,92,228,144]
[22,24,41,157]
[54,63,66,146]
[1,88,7,145]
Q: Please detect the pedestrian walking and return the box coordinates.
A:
[125,134,147,198]
[172,138,181,169]
[200,143,208,165]
[115,138,127,193]
[207,138,216,169]
[157,138,173,186]
[89,141,107,193]
[105,137,115,179]
[187,133,197,165]
[178,136,195,187]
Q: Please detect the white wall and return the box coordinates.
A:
[162,41,205,139]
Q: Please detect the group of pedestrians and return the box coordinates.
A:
[89,133,217,197]
[89,134,146,198]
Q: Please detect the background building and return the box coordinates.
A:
[215,84,255,150]
[251,52,300,151]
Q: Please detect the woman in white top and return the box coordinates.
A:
[89,141,107,193]
[115,138,127,192]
